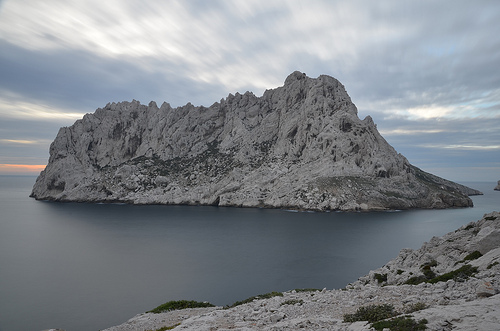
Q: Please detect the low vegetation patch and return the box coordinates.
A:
[228,291,283,308]
[147,323,181,331]
[343,304,397,323]
[374,273,388,284]
[421,260,437,268]
[147,300,215,314]
[420,261,437,281]
[280,299,304,306]
[343,303,429,330]
[428,264,478,283]
[293,288,321,292]
[372,316,428,331]
[404,264,478,285]
[462,250,482,261]
[487,261,499,269]
[404,302,428,314]
[404,275,428,285]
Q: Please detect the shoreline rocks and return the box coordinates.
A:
[31,72,481,211]
[104,211,500,331]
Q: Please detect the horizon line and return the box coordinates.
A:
[0,164,46,175]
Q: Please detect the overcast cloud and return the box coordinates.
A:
[0,0,498,181]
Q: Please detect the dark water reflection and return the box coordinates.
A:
[0,176,498,331]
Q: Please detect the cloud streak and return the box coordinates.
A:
[0,0,499,180]
[0,139,45,145]
[422,144,500,151]
[0,164,46,175]
[0,91,86,120]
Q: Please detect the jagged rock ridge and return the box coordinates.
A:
[31,71,481,210]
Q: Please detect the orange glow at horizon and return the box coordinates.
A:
[0,164,46,174]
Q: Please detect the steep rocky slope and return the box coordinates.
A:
[104,212,500,331]
[31,72,480,210]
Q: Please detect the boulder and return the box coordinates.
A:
[476,281,496,297]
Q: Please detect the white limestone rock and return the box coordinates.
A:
[31,72,481,210]
[355,212,500,290]
[104,211,500,331]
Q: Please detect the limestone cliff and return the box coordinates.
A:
[30,72,481,210]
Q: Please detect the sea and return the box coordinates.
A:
[0,175,498,331]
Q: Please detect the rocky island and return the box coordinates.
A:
[31,72,481,210]
[104,211,500,330]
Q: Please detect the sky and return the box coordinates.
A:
[0,1,499,183]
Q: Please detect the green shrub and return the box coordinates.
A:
[405,264,477,285]
[372,316,427,330]
[147,300,215,314]
[487,261,499,269]
[228,291,283,308]
[419,260,437,280]
[374,273,388,284]
[397,269,404,275]
[421,260,437,268]
[404,275,427,285]
[293,288,321,292]
[147,323,181,331]
[421,267,436,280]
[404,302,428,313]
[428,264,478,283]
[343,304,397,323]
[280,299,304,306]
[463,250,482,261]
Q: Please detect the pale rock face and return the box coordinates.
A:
[355,212,500,288]
[104,212,500,331]
[30,72,481,210]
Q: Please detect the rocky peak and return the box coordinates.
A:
[31,72,481,210]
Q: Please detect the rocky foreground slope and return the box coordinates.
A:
[104,211,500,331]
[31,72,480,210]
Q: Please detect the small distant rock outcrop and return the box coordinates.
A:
[495,180,500,191]
[30,72,481,210]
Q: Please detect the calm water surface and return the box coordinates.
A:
[0,176,498,331]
